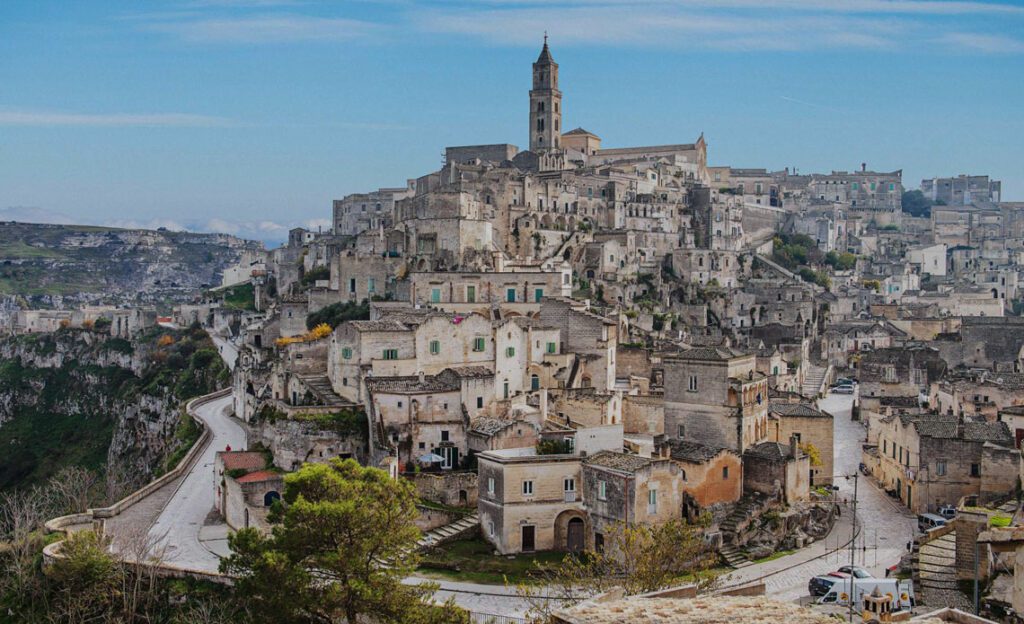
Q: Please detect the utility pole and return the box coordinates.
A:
[849,472,859,623]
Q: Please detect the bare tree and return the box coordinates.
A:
[49,466,101,515]
[116,522,170,620]
[0,486,56,616]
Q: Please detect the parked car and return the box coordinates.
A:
[938,505,957,520]
[809,574,842,597]
[834,377,857,386]
[832,384,855,394]
[858,462,870,476]
[836,565,873,579]
[918,513,948,532]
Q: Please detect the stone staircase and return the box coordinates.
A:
[298,375,349,407]
[719,544,753,569]
[802,364,831,399]
[418,513,480,549]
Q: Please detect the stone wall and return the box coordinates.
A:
[411,471,478,508]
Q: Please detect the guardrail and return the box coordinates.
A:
[44,388,231,545]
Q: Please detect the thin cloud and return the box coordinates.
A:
[940,32,1024,53]
[419,7,907,51]
[465,0,1024,15]
[142,14,379,43]
[0,109,236,127]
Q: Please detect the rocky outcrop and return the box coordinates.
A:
[0,327,227,491]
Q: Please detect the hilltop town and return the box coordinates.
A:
[9,42,1024,623]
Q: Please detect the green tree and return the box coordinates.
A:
[221,458,467,624]
[305,300,370,330]
[47,530,120,622]
[901,190,933,218]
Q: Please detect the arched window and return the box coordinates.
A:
[538,101,545,113]
[537,118,545,132]
[531,374,540,391]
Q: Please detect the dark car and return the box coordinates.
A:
[808,572,848,596]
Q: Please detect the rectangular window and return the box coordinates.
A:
[441,430,449,442]
[971,463,980,477]
[341,347,352,359]
[648,488,657,513]
[487,477,495,494]
[546,342,557,354]
[534,288,544,302]
[382,349,398,360]
[936,461,947,476]
[688,375,698,392]
[506,346,515,357]
[466,285,476,303]
[564,478,575,492]
[349,278,356,293]
[430,288,441,303]
[522,480,534,496]
[473,337,486,352]
[598,480,607,501]
[723,466,729,479]
[429,340,440,355]
[506,288,516,303]
[367,278,376,293]
[476,396,483,409]
[677,424,685,438]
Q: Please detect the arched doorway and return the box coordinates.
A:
[567,518,585,552]
[264,491,281,507]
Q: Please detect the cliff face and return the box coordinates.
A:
[0,326,228,492]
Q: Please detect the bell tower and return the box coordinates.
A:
[529,35,561,153]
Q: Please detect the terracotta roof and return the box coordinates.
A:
[470,417,518,436]
[235,470,284,484]
[219,451,267,472]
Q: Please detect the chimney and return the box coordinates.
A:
[789,435,799,459]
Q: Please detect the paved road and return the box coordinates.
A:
[210,334,238,371]
[720,393,916,602]
[146,373,246,570]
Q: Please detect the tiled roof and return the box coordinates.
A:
[219,451,267,472]
[236,470,284,484]
[440,366,494,379]
[672,346,750,362]
[666,440,732,463]
[365,374,459,394]
[469,417,517,436]
[348,319,410,332]
[744,441,792,461]
[769,402,832,419]
[582,450,651,473]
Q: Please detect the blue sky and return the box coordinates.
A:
[1,0,1022,244]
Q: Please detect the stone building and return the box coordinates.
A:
[768,402,834,487]
[870,413,1017,513]
[741,438,811,504]
[214,451,283,532]
[663,347,769,453]
[664,440,743,513]
[581,451,684,550]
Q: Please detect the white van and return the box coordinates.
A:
[816,578,915,610]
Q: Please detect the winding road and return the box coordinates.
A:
[146,393,245,570]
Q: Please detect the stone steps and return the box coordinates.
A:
[719,545,753,569]
[418,513,479,549]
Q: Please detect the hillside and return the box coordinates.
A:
[0,221,263,308]
[0,325,229,492]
